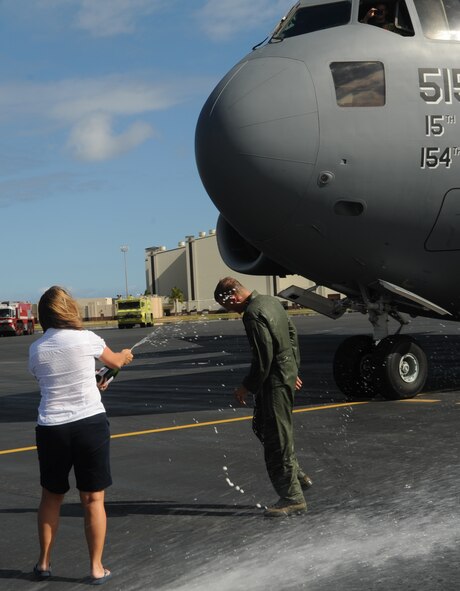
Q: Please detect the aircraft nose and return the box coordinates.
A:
[196,56,319,242]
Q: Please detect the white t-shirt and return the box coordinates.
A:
[29,328,107,426]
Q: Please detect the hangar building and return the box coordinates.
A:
[145,231,339,313]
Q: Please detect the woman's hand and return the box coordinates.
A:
[122,349,133,366]
[97,378,110,392]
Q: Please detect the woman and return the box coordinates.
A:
[29,286,133,585]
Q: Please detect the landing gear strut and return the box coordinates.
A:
[278,282,431,400]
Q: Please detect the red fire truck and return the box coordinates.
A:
[0,301,35,336]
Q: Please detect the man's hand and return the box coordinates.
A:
[234,384,249,406]
[295,376,303,391]
[363,7,378,23]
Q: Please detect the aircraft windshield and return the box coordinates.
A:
[271,1,351,40]
[359,1,414,36]
[414,0,460,40]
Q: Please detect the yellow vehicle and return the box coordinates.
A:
[116,296,155,329]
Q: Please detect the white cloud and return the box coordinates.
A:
[195,0,294,42]
[0,76,174,123]
[0,74,211,161]
[30,0,171,38]
[75,0,166,37]
[0,76,190,123]
[67,112,154,161]
[50,77,180,122]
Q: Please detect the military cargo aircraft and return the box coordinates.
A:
[195,0,460,400]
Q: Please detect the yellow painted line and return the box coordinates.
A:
[0,445,37,456]
[293,401,368,414]
[111,401,369,440]
[397,398,440,403]
[0,402,368,455]
[110,415,252,439]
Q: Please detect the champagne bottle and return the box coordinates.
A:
[96,366,119,385]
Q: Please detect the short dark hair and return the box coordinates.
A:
[214,277,245,304]
[38,286,83,332]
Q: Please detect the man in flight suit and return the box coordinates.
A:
[214,277,312,517]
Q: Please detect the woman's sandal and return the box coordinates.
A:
[33,563,52,579]
[90,568,112,585]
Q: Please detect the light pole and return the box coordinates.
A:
[120,245,129,298]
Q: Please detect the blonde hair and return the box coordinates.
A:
[38,286,83,332]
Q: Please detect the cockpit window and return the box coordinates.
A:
[270,1,351,41]
[413,0,460,40]
[330,62,386,107]
[359,1,414,36]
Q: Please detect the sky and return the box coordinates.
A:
[1,0,294,303]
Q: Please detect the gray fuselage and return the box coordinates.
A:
[196,0,460,318]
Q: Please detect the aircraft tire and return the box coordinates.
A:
[333,335,377,399]
[373,336,427,400]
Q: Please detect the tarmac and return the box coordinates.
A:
[2,313,460,590]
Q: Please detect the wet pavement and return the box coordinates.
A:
[1,313,460,590]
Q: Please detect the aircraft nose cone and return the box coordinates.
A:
[196,56,319,242]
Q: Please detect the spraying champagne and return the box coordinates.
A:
[96,328,159,387]
[96,347,133,387]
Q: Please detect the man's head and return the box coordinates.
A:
[374,3,388,22]
[214,277,251,313]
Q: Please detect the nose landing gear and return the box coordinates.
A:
[373,335,427,399]
[278,282,432,400]
[333,333,427,400]
[333,335,377,398]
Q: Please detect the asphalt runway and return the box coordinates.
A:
[2,313,460,590]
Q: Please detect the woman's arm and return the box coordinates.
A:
[98,347,133,369]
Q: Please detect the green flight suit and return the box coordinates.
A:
[242,291,305,503]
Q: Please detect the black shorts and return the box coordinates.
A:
[36,413,112,494]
